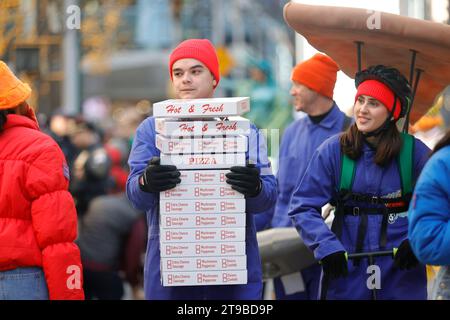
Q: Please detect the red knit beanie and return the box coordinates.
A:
[355,79,402,120]
[291,53,339,99]
[169,39,220,88]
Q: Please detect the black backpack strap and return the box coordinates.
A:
[332,152,356,240]
[379,207,389,249]
[353,213,368,266]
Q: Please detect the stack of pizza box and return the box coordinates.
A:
[154,97,252,287]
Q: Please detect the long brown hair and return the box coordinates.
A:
[340,122,403,166]
[432,129,450,155]
[0,105,23,133]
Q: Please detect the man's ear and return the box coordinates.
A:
[212,79,217,87]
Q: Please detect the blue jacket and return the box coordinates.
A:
[253,209,273,231]
[409,145,450,266]
[288,134,430,299]
[126,116,276,300]
[269,103,347,300]
[272,103,347,228]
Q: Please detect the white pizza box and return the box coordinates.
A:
[160,199,246,214]
[178,170,228,185]
[160,152,246,169]
[160,242,246,258]
[161,256,247,272]
[156,134,248,154]
[160,227,246,243]
[160,184,243,200]
[155,117,251,137]
[162,270,247,286]
[153,97,250,118]
[160,213,246,229]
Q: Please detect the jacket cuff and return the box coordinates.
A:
[245,178,273,213]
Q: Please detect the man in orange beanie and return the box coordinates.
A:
[126,39,276,300]
[0,61,84,300]
[269,53,351,300]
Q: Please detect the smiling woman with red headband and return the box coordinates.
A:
[288,65,430,300]
[0,61,84,300]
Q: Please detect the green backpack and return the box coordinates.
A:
[339,132,414,195]
[332,132,415,254]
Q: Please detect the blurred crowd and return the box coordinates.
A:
[40,108,147,300]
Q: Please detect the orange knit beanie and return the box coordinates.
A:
[0,61,32,110]
[291,53,339,99]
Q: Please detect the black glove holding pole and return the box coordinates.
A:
[394,239,420,270]
[320,251,348,280]
[138,156,181,193]
[225,163,262,198]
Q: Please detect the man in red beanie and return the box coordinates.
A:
[169,38,220,95]
[269,53,351,300]
[126,39,277,300]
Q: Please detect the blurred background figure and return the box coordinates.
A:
[236,59,277,129]
[75,105,147,300]
[77,192,146,300]
[410,114,445,150]
[69,119,112,218]
[44,110,78,169]
[104,141,129,194]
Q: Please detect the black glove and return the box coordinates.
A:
[225,163,262,198]
[320,251,348,280]
[394,240,420,270]
[138,157,181,193]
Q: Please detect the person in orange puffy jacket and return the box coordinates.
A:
[0,61,84,300]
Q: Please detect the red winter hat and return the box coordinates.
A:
[169,39,220,88]
[291,53,339,99]
[355,79,402,120]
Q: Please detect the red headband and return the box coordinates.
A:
[355,80,401,120]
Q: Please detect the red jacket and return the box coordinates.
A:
[0,114,84,300]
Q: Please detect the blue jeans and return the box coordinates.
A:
[0,267,49,300]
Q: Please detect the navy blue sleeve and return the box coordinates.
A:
[254,209,274,231]
[288,137,346,261]
[245,124,277,214]
[126,117,160,212]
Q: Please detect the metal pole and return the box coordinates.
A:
[399,0,409,17]
[403,50,418,132]
[355,41,364,72]
[404,68,423,131]
[347,250,395,259]
[212,0,225,46]
[63,0,80,115]
[409,50,417,85]
[448,0,450,24]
